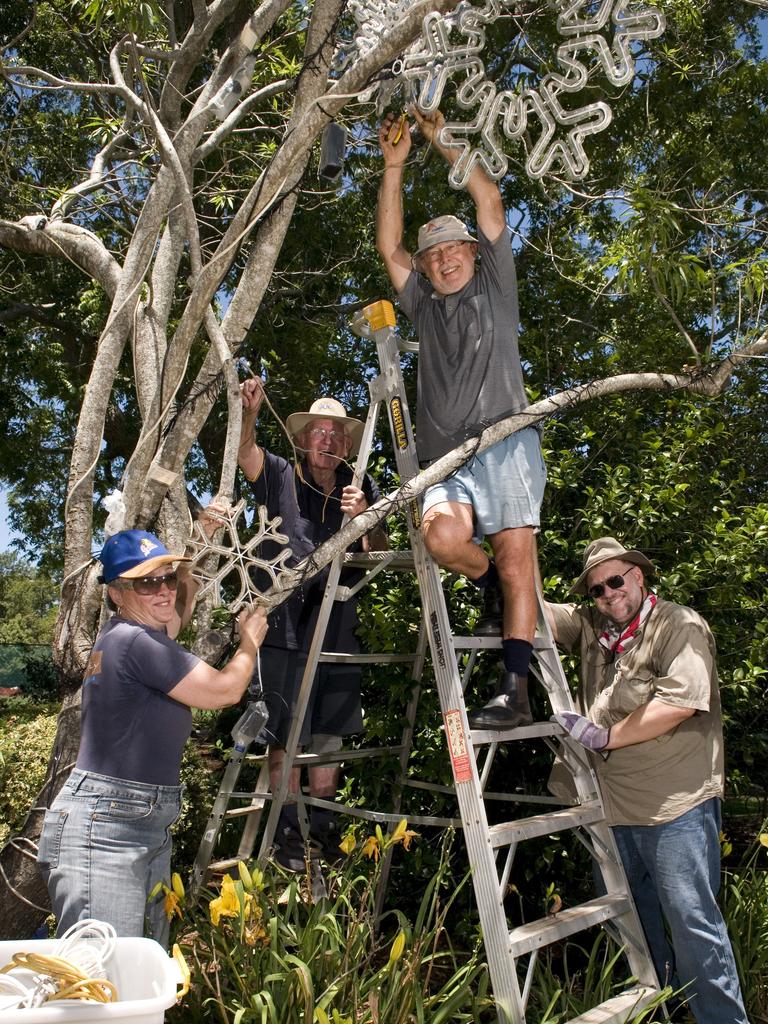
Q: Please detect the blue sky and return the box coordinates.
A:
[0,490,19,553]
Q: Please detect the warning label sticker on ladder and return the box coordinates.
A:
[443,709,473,783]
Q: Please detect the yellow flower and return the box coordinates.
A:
[148,880,164,902]
[238,861,253,891]
[243,921,268,947]
[388,930,406,965]
[362,835,380,862]
[759,833,768,848]
[209,874,240,927]
[171,872,185,899]
[389,819,419,850]
[164,889,183,921]
[391,820,408,843]
[339,832,356,855]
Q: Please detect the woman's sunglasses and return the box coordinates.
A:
[587,568,634,600]
[117,571,179,596]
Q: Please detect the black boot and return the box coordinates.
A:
[310,806,344,865]
[273,805,314,872]
[474,582,503,636]
[468,670,533,730]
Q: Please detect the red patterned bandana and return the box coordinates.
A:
[598,593,657,659]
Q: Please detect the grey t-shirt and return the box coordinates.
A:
[398,226,528,465]
[76,617,200,786]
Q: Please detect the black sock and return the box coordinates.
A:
[502,638,532,675]
[473,559,498,590]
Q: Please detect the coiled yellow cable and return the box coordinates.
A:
[0,951,118,1004]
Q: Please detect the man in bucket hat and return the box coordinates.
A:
[546,537,747,1024]
[376,106,546,730]
[238,380,387,870]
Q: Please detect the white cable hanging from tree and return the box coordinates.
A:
[335,0,665,184]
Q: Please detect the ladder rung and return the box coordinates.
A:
[343,551,415,569]
[508,895,630,957]
[489,802,603,846]
[452,636,552,650]
[225,804,265,818]
[318,652,417,663]
[565,985,660,1023]
[207,857,246,873]
[470,721,560,745]
[292,744,404,765]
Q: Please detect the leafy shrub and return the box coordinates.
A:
[19,647,60,702]
[0,699,58,847]
[721,828,768,1021]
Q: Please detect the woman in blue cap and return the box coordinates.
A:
[37,527,268,945]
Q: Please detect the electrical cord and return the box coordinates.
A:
[0,919,118,1009]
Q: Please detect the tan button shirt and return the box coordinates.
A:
[548,598,724,826]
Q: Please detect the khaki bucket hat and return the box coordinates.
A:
[285,397,365,456]
[570,536,655,597]
[414,214,477,257]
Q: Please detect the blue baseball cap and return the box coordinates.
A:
[99,530,189,584]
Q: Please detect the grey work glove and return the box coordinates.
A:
[552,712,611,755]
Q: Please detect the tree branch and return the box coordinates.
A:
[0,221,120,298]
[258,338,768,611]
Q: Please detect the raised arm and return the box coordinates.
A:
[238,377,266,480]
[376,112,413,294]
[413,108,506,244]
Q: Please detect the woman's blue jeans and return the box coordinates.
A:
[612,797,748,1024]
[37,769,182,947]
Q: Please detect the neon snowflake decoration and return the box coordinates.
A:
[187,499,294,612]
[336,0,665,184]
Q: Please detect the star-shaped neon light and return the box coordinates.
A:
[186,499,293,612]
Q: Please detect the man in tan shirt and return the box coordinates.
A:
[547,537,746,1024]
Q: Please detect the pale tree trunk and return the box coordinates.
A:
[0,0,454,933]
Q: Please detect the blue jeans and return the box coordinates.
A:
[612,798,748,1024]
[37,769,182,947]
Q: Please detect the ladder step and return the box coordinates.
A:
[470,721,560,745]
[318,652,417,663]
[453,636,552,650]
[508,895,630,957]
[343,551,415,569]
[489,802,603,846]
[225,804,265,818]
[565,985,660,1023]
[207,856,247,873]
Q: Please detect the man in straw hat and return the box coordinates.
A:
[376,106,546,731]
[546,537,747,1024]
[238,380,387,870]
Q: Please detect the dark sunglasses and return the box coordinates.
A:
[587,568,634,600]
[118,571,179,596]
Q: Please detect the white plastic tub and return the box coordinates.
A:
[0,937,187,1023]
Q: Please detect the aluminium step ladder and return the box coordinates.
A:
[192,300,661,1024]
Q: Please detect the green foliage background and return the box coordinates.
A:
[0,1,767,1011]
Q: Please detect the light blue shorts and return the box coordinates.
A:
[422,428,546,540]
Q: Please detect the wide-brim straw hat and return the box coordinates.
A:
[570,536,655,597]
[285,397,365,457]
